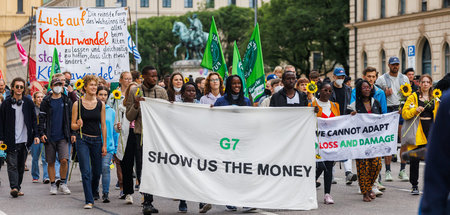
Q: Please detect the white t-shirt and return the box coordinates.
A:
[287,92,300,104]
[13,104,28,144]
[317,100,332,117]
[375,73,409,106]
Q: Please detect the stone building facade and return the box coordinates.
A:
[347,0,450,82]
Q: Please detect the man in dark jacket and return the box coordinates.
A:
[330,67,357,185]
[0,77,39,198]
[39,77,75,195]
[270,71,308,107]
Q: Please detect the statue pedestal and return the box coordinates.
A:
[171,60,208,81]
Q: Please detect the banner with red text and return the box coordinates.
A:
[316,112,399,161]
[140,99,318,210]
[36,7,129,82]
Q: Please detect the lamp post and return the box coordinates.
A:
[135,0,138,71]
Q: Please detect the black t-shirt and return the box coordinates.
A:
[333,85,345,115]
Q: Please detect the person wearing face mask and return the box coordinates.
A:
[330,67,357,185]
[257,74,278,104]
[259,78,282,107]
[167,72,184,102]
[39,77,76,195]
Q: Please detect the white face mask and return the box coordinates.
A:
[335,79,344,87]
[174,87,181,92]
[53,86,63,94]
[274,86,283,93]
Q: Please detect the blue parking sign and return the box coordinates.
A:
[408,45,415,57]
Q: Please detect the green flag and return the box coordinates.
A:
[232,41,248,97]
[243,23,265,102]
[201,16,228,79]
[48,47,61,90]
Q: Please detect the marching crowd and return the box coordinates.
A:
[0,55,449,214]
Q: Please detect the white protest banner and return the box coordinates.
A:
[36,7,129,82]
[316,112,399,161]
[140,99,318,210]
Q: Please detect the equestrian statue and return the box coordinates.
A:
[172,14,209,60]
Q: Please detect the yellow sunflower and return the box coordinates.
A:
[75,79,84,90]
[400,83,412,97]
[306,81,318,94]
[433,89,442,99]
[0,143,7,151]
[112,90,122,100]
[184,77,190,83]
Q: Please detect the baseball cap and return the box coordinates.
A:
[51,78,64,86]
[266,74,278,81]
[333,67,346,76]
[388,56,400,65]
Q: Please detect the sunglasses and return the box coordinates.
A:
[15,85,24,90]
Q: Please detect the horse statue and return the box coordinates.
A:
[172,21,208,60]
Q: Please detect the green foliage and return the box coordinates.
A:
[135,1,349,77]
[259,0,349,76]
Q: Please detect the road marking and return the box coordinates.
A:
[258,210,279,215]
[0,210,7,215]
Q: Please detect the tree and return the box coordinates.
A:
[259,0,349,76]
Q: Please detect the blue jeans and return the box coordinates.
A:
[31,143,48,180]
[76,135,102,204]
[100,153,113,194]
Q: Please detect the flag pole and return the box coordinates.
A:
[127,7,136,70]
[26,6,36,85]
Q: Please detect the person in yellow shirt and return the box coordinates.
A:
[402,74,439,195]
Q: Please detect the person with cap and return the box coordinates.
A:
[258,74,278,104]
[403,68,419,92]
[39,77,75,195]
[330,67,357,185]
[375,56,410,182]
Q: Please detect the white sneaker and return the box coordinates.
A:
[372,186,383,197]
[50,184,57,195]
[59,183,71,195]
[125,194,133,204]
[375,181,386,191]
[324,193,334,204]
[83,203,93,209]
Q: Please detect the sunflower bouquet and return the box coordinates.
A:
[402,88,442,137]
[74,79,84,138]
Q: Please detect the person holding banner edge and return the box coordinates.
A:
[349,80,383,202]
[126,66,168,215]
[309,81,340,204]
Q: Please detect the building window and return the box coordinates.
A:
[313,53,322,70]
[141,0,149,7]
[445,43,450,74]
[380,0,385,18]
[399,0,405,15]
[422,40,431,74]
[184,0,193,8]
[17,0,24,13]
[163,0,171,8]
[401,48,406,72]
[363,0,367,21]
[363,51,368,69]
[96,0,104,7]
[422,0,427,11]
[229,0,236,5]
[206,0,215,8]
[118,0,127,7]
[381,49,386,74]
[444,0,450,7]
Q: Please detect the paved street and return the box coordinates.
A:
[0,154,422,215]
